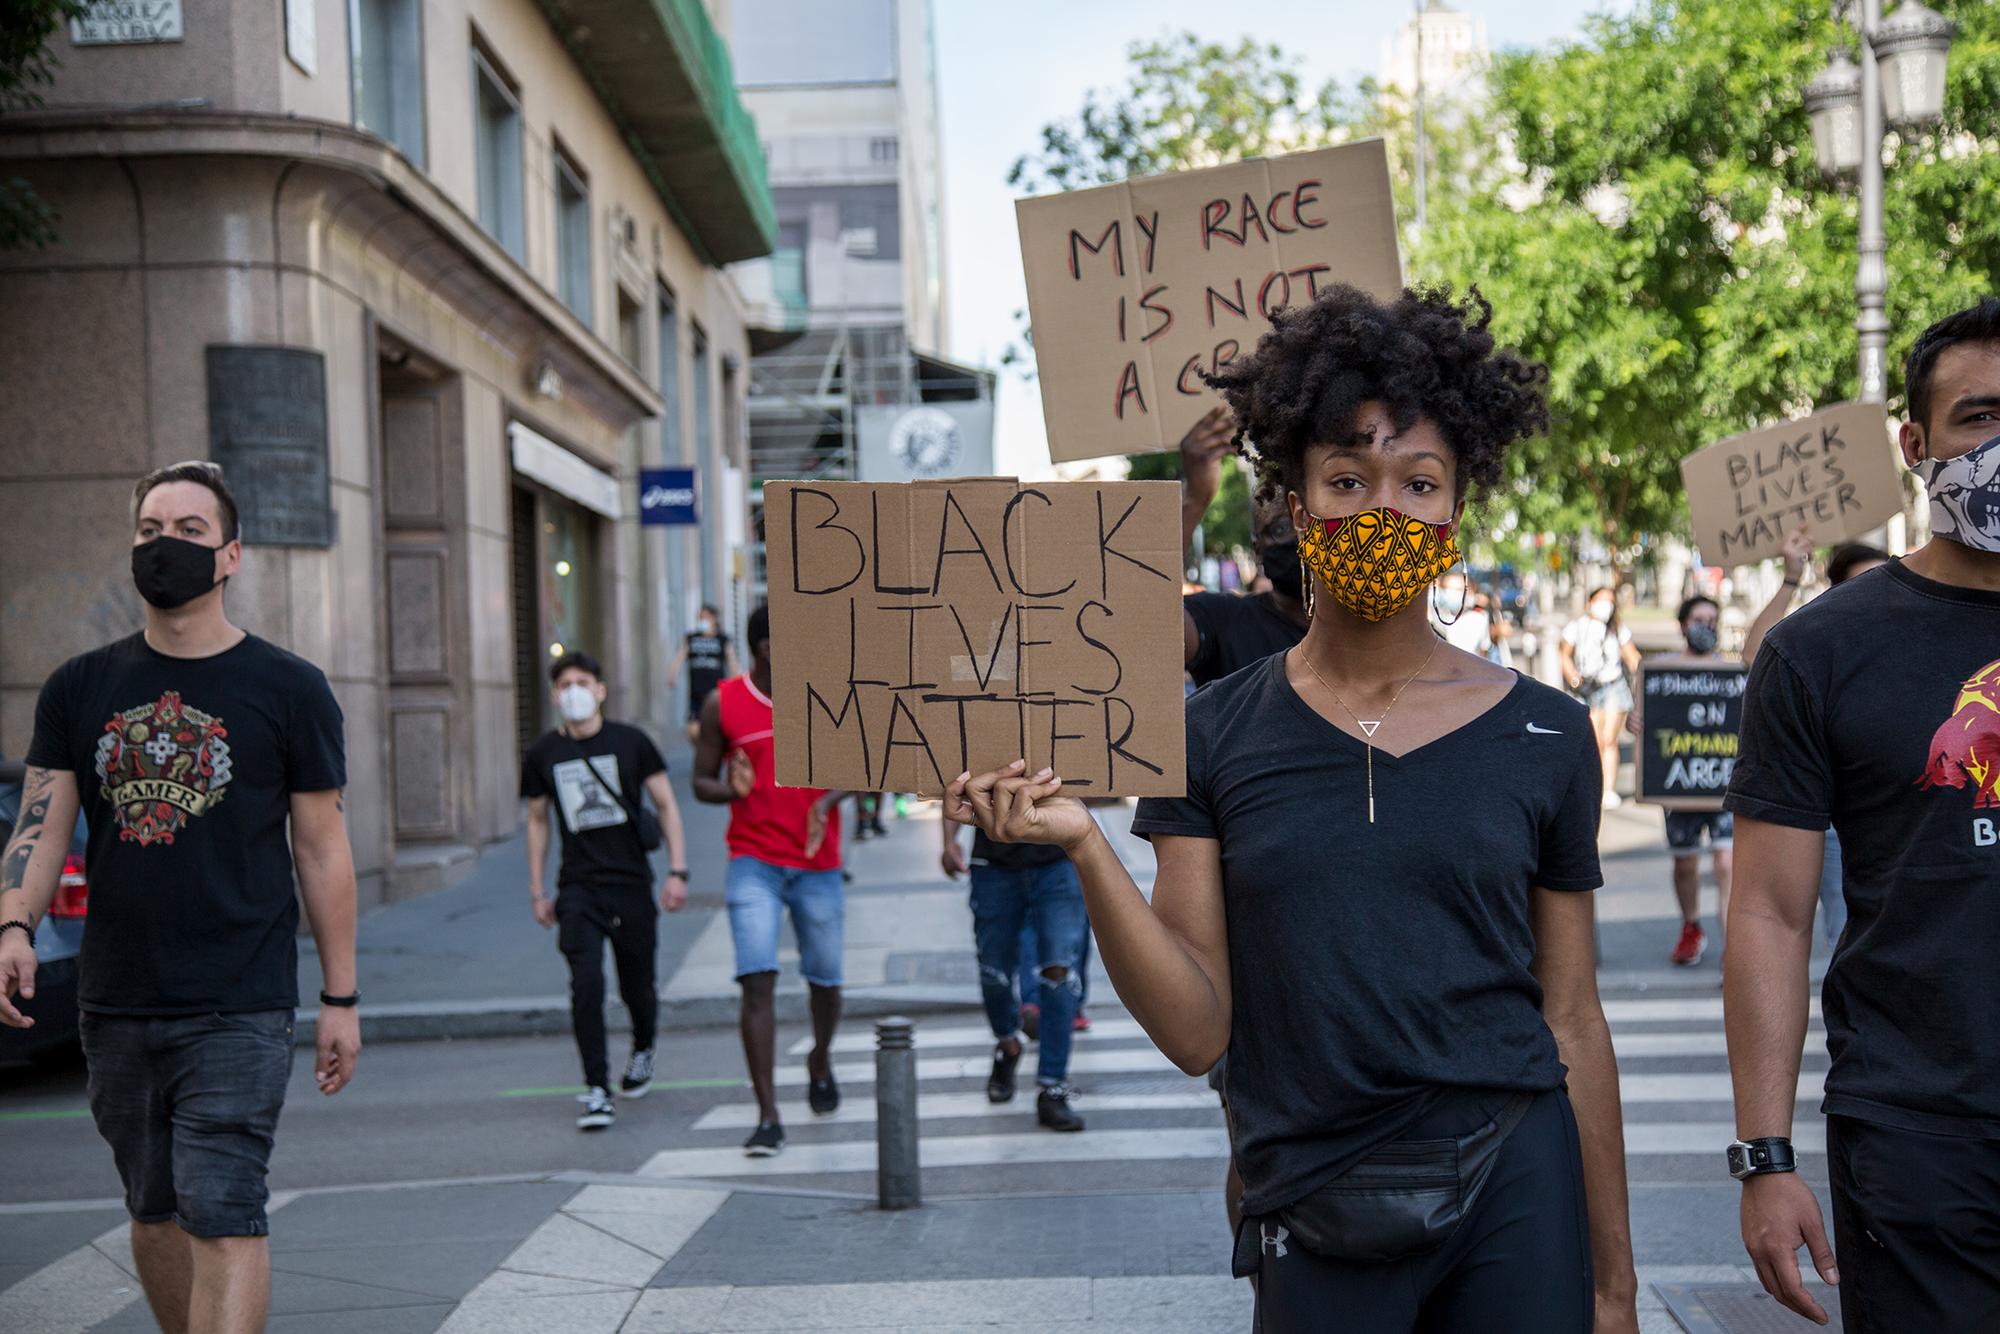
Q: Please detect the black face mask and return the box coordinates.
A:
[1261,540,1303,600]
[132,536,223,610]
[1685,622,1719,656]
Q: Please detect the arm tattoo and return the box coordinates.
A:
[1,767,55,902]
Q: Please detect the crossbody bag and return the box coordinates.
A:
[1266,1091,1535,1265]
[564,738,663,853]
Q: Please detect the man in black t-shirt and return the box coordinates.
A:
[0,461,359,1334]
[667,604,738,744]
[522,650,688,1131]
[1726,299,2000,1331]
[943,820,1087,1132]
[1178,406,1310,688]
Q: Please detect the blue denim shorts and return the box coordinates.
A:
[726,856,846,987]
[80,1009,296,1238]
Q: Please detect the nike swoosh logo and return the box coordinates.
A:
[1525,723,1563,735]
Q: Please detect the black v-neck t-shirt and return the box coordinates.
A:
[1726,560,2000,1137]
[1131,653,1604,1216]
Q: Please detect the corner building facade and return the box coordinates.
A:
[0,0,775,904]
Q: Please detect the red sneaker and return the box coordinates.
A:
[1669,922,1708,966]
[1072,1010,1092,1033]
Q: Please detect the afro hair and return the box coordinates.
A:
[1201,284,1549,507]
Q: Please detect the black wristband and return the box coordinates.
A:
[319,991,360,1008]
[1782,577,1801,588]
[0,919,34,949]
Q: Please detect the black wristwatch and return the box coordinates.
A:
[319,991,360,1008]
[1727,1137,1797,1180]
[668,868,690,881]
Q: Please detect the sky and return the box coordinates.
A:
[930,0,1637,477]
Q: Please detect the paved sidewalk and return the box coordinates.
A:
[302,747,1138,1044]
[301,732,1824,1045]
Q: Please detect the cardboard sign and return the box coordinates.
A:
[1635,658,1749,811]
[1680,402,1901,567]
[1016,142,1402,464]
[763,479,1187,798]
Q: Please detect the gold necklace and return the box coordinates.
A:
[1296,637,1440,824]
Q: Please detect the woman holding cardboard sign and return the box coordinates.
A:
[945,285,1637,1333]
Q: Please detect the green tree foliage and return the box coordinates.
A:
[1,0,89,250]
[1417,0,2000,559]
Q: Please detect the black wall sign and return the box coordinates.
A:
[1636,659,1749,810]
[205,345,333,546]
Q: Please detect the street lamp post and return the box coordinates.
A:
[1805,1,1958,406]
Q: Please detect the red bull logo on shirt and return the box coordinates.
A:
[1916,660,2000,844]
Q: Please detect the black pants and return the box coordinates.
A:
[556,880,659,1089]
[1245,1089,1592,1333]
[1828,1113,2000,1333]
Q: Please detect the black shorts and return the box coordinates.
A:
[1665,809,1733,853]
[80,1010,295,1238]
[1828,1113,2000,1333]
[1241,1088,1592,1333]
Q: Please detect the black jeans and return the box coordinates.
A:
[556,880,659,1089]
[1828,1113,2000,1333]
[1245,1088,1592,1333]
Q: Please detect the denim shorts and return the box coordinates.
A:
[726,856,845,986]
[80,1009,296,1238]
[1665,809,1734,853]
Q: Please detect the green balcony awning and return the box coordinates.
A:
[536,0,777,264]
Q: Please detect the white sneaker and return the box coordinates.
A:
[621,1049,655,1098]
[577,1086,615,1131]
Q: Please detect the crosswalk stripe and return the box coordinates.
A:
[789,1018,1149,1055]
[701,1073,1816,1131]
[639,1128,1231,1178]
[789,1001,1817,1057]
[640,1119,1822,1179]
[773,1046,1182,1087]
[694,1090,1222,1131]
[1614,1030,1822,1057]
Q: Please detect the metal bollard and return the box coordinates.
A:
[874,1016,920,1210]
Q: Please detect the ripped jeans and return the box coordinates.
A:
[970,860,1089,1087]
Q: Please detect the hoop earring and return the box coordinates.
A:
[1435,561,1470,627]
[1300,555,1315,619]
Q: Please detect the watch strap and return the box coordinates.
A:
[668,868,690,879]
[1728,1136,1797,1180]
[319,991,361,1008]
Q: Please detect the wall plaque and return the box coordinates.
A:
[70,0,183,45]
[205,346,334,547]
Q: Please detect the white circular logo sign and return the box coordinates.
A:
[890,407,963,478]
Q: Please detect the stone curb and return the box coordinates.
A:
[293,985,985,1047]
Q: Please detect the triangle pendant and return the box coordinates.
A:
[1358,721,1381,737]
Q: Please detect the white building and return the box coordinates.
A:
[1379,1,1491,105]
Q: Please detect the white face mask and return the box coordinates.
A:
[1918,430,2000,553]
[1591,600,1615,623]
[557,683,599,724]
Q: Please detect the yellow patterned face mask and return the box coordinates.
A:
[1297,506,1461,622]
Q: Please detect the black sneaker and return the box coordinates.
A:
[620,1048,655,1098]
[987,1039,1022,1105]
[1037,1084,1085,1133]
[743,1121,785,1157]
[807,1064,840,1116]
[577,1086,615,1131]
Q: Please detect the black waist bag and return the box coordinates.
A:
[1274,1092,1535,1264]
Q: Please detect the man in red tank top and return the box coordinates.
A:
[693,605,850,1157]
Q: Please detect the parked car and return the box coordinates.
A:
[0,757,88,1063]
